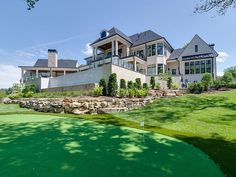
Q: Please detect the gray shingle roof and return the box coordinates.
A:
[129,30,163,47]
[91,27,132,45]
[34,59,77,68]
[168,48,185,60]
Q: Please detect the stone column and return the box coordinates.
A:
[127,47,130,56]
[134,58,137,71]
[21,68,25,83]
[94,47,97,61]
[92,47,95,61]
[111,41,114,59]
[64,70,66,75]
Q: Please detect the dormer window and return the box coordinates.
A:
[195,45,198,52]
[100,30,109,39]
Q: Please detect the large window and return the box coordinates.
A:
[147,44,156,57]
[172,69,177,75]
[201,60,205,73]
[185,62,190,74]
[190,62,195,74]
[137,50,144,58]
[157,43,164,56]
[147,64,156,75]
[206,59,212,73]
[195,61,200,74]
[158,64,164,74]
[184,59,212,75]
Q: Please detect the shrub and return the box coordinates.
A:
[135,78,142,89]
[212,79,226,89]
[143,83,148,90]
[127,81,134,89]
[99,78,107,96]
[128,88,135,98]
[171,83,179,90]
[93,86,103,97]
[222,72,233,86]
[201,73,213,91]
[120,79,126,89]
[156,83,161,90]
[188,82,204,94]
[150,76,155,89]
[23,91,34,98]
[0,91,6,99]
[228,82,236,88]
[8,93,22,100]
[22,84,37,94]
[136,89,149,98]
[107,73,118,96]
[119,88,127,97]
[167,77,172,89]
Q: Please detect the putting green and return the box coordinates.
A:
[0,114,223,177]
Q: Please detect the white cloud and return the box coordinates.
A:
[0,64,20,88]
[16,50,36,58]
[217,51,229,63]
[82,43,93,56]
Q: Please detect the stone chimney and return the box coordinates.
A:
[48,49,58,67]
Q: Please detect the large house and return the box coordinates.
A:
[19,27,218,91]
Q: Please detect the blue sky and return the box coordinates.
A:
[0,0,235,88]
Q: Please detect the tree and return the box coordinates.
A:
[201,73,213,90]
[99,78,107,96]
[150,77,155,89]
[167,77,173,89]
[107,73,118,97]
[26,0,39,10]
[222,71,233,85]
[224,66,236,79]
[135,78,142,89]
[195,0,236,15]
[120,79,126,89]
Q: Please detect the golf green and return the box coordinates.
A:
[0,114,224,177]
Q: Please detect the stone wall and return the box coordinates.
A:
[4,90,187,115]
[41,83,97,92]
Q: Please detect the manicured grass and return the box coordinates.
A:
[0,103,32,113]
[0,114,223,177]
[0,90,235,176]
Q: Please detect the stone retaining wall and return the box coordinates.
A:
[4,90,187,115]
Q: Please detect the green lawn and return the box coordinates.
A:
[0,114,223,177]
[0,90,235,176]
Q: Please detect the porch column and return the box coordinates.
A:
[115,40,118,56]
[21,68,25,83]
[111,41,114,59]
[64,70,66,75]
[134,58,137,71]
[92,47,95,61]
[36,69,39,78]
[50,68,52,78]
[127,47,130,56]
[94,47,98,61]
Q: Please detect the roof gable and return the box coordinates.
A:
[34,59,78,68]
[91,27,132,45]
[180,34,218,59]
[129,30,163,47]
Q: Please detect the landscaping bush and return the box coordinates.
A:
[212,79,226,90]
[127,81,134,89]
[0,91,6,99]
[99,78,107,96]
[135,89,149,98]
[171,83,179,90]
[119,88,127,97]
[23,91,34,98]
[143,83,148,90]
[128,88,135,98]
[135,78,142,89]
[228,82,236,88]
[167,77,173,89]
[150,76,155,89]
[93,86,103,97]
[156,83,161,90]
[8,93,22,100]
[222,71,233,86]
[188,82,204,94]
[201,73,213,91]
[120,79,126,89]
[107,73,118,96]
